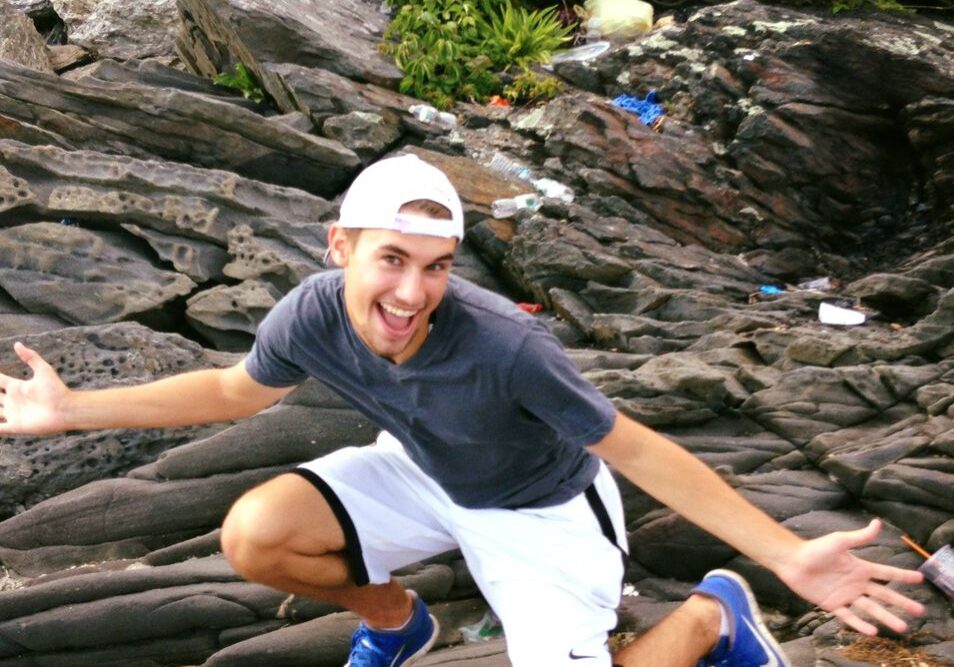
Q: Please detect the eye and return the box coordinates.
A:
[381,255,402,266]
[427,262,450,272]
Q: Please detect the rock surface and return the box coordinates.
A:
[0,0,951,665]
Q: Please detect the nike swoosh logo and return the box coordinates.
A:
[568,649,598,660]
[389,645,407,667]
[743,617,781,667]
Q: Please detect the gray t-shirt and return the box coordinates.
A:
[245,271,617,509]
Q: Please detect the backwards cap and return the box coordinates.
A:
[337,154,465,241]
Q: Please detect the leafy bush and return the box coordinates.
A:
[381,0,572,108]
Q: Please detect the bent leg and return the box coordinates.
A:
[221,471,413,627]
[612,595,721,667]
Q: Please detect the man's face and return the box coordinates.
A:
[328,225,457,364]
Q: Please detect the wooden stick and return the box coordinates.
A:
[901,534,931,560]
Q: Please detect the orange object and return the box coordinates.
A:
[901,535,932,560]
[488,95,510,108]
[517,302,542,313]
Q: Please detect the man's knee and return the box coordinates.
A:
[220,473,345,581]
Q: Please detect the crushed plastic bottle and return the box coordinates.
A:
[797,277,833,291]
[489,152,535,182]
[408,104,457,130]
[459,610,503,642]
[491,193,542,218]
[533,177,574,204]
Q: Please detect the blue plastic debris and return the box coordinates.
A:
[759,285,784,295]
[611,90,665,127]
[60,217,79,227]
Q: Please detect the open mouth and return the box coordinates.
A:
[376,302,418,337]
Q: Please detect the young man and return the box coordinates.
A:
[0,155,925,667]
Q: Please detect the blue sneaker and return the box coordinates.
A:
[345,593,439,667]
[692,569,791,667]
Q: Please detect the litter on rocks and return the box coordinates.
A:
[516,302,543,313]
[549,41,611,65]
[797,277,836,291]
[818,301,865,326]
[585,0,653,40]
[611,91,665,128]
[459,610,503,642]
[408,104,457,130]
[902,536,954,600]
[759,285,784,295]
[489,152,535,182]
[491,193,542,218]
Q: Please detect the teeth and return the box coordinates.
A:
[381,303,416,318]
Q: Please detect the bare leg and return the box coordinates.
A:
[221,473,413,628]
[613,595,722,667]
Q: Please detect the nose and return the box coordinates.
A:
[394,268,425,306]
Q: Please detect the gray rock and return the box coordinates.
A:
[0,323,232,519]
[50,0,179,61]
[175,0,402,93]
[130,404,373,481]
[122,223,230,284]
[0,2,52,72]
[185,280,283,350]
[0,223,196,326]
[845,273,939,318]
[0,61,360,196]
[0,140,333,257]
[0,467,284,574]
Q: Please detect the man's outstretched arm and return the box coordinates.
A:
[587,411,925,636]
[0,341,295,435]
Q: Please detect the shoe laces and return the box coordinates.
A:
[347,625,400,667]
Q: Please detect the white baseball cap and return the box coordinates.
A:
[336,154,465,240]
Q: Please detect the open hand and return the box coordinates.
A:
[777,519,925,635]
[0,342,72,435]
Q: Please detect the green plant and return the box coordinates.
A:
[478,2,573,72]
[503,69,564,104]
[381,0,571,108]
[831,0,913,11]
[213,63,266,103]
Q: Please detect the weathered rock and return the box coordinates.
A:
[122,223,230,284]
[0,60,360,195]
[0,222,196,326]
[0,140,333,255]
[50,0,179,60]
[0,323,232,520]
[0,467,284,575]
[175,0,402,94]
[185,280,283,350]
[0,2,52,72]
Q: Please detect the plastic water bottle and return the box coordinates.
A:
[489,152,535,182]
[491,193,542,218]
[408,104,457,130]
[533,177,574,204]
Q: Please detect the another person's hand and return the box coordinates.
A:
[0,342,72,435]
[777,518,925,635]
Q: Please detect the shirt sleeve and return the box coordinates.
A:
[509,323,617,447]
[244,286,310,388]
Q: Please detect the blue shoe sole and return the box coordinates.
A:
[703,569,792,667]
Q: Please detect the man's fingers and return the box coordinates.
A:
[870,562,924,586]
[866,582,925,616]
[852,596,910,634]
[833,607,878,636]
[836,519,882,551]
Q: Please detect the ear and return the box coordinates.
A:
[326,224,352,268]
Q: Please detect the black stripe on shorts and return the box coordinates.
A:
[292,467,370,587]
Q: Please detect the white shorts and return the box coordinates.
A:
[296,431,628,667]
